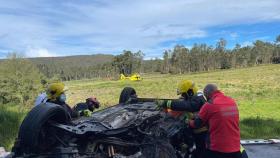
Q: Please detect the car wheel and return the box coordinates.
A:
[16,103,70,153]
[119,87,137,104]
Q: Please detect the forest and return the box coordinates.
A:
[29,35,280,81]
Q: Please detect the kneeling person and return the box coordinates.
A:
[73,97,100,117]
[46,82,79,118]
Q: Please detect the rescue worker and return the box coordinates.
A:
[156,80,207,158]
[34,92,47,106]
[46,82,79,118]
[189,84,242,158]
[34,80,49,106]
[73,96,100,117]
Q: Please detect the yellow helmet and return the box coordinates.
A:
[47,82,68,100]
[177,80,198,95]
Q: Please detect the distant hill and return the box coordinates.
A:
[0,53,153,81]
[29,54,114,68]
[28,54,114,80]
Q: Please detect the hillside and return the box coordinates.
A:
[29,54,114,68]
[30,54,114,80]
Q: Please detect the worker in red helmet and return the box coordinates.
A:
[189,84,241,158]
[73,96,100,117]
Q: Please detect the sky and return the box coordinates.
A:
[0,0,280,59]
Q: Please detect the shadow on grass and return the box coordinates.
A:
[240,117,280,139]
[0,105,26,151]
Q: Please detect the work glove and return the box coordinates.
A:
[80,109,92,117]
[155,99,165,109]
[155,100,171,109]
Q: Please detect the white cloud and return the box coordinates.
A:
[230,33,239,39]
[241,41,253,47]
[25,47,57,58]
[0,0,279,57]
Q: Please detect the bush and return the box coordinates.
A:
[0,53,44,107]
[272,56,280,64]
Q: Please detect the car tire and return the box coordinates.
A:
[119,87,137,104]
[17,103,70,153]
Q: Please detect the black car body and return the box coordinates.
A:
[11,87,194,158]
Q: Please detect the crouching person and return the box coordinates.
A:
[189,84,242,158]
[46,82,79,119]
[73,96,100,117]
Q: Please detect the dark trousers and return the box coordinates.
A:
[192,132,207,158]
[241,150,248,158]
[203,149,242,158]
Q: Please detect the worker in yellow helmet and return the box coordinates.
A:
[46,82,79,118]
[156,80,207,158]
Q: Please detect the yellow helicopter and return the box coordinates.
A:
[120,73,142,81]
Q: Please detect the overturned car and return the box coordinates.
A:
[11,87,195,158]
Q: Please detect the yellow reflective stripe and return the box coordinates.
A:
[240,145,245,152]
[189,112,195,119]
[167,100,172,109]
[193,126,208,133]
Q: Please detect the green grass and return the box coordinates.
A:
[0,105,26,150]
[1,64,279,150]
[66,64,280,139]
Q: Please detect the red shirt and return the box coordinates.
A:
[199,91,240,153]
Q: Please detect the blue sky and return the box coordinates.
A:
[0,0,279,59]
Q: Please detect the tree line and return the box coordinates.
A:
[117,35,280,74]
[160,37,280,74]
[28,35,280,80]
[1,35,279,107]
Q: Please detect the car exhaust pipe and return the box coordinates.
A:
[108,145,115,157]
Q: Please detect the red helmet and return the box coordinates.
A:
[87,96,97,102]
[86,96,100,109]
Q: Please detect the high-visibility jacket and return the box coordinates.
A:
[195,91,240,153]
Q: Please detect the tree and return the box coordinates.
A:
[215,38,231,69]
[161,50,170,73]
[216,38,227,53]
[133,51,145,73]
[276,35,280,44]
[0,53,44,107]
[112,50,145,76]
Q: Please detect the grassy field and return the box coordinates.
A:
[66,64,280,139]
[1,64,280,150]
[0,105,26,150]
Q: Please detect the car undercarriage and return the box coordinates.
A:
[11,87,195,158]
